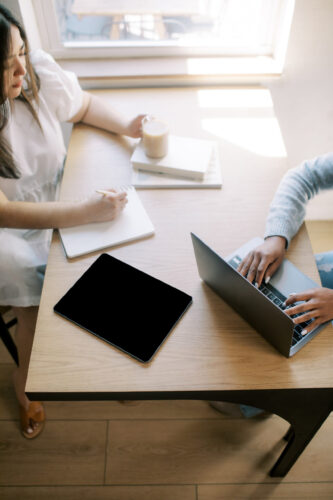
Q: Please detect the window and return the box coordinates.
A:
[29,0,295,80]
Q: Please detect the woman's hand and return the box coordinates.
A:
[83,189,128,224]
[237,236,287,287]
[75,93,147,139]
[0,187,127,229]
[284,288,333,334]
[124,114,146,138]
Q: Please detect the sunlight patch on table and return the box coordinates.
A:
[197,88,274,108]
[202,117,287,157]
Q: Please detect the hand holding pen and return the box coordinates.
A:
[82,188,128,224]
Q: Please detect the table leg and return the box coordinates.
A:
[209,388,333,477]
[268,395,331,477]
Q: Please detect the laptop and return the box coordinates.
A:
[191,233,329,357]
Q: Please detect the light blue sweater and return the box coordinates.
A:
[264,153,333,246]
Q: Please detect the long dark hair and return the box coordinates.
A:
[0,4,40,178]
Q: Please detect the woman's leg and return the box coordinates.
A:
[12,306,38,408]
[12,306,44,435]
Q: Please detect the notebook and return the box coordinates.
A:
[191,233,330,357]
[130,135,214,180]
[54,253,193,363]
[59,187,154,258]
[132,143,222,189]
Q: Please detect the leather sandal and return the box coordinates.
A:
[19,401,45,439]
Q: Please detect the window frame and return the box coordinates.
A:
[26,0,295,81]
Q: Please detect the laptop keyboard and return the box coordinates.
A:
[228,256,314,346]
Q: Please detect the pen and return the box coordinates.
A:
[96,189,113,196]
[96,186,130,196]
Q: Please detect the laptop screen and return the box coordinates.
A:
[190,232,294,357]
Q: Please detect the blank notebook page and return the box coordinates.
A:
[59,187,154,258]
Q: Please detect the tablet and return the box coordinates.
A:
[54,253,192,363]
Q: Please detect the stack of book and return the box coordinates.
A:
[130,135,222,189]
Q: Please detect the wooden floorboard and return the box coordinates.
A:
[0,485,196,500]
[1,358,333,495]
[0,420,107,486]
[105,417,286,484]
[41,399,224,421]
[198,483,333,499]
[104,417,333,485]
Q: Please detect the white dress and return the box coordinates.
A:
[0,50,83,307]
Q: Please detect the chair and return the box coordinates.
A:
[0,307,18,365]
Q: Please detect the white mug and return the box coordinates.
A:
[142,116,169,158]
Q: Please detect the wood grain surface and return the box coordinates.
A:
[26,88,333,396]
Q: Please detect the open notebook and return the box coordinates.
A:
[59,187,154,258]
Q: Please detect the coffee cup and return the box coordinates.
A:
[142,116,169,158]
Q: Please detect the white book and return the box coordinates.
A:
[132,143,222,189]
[131,135,214,180]
[59,187,154,259]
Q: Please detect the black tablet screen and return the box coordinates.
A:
[54,253,192,363]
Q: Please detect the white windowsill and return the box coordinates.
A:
[58,55,283,88]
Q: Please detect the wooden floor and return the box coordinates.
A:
[1,222,333,499]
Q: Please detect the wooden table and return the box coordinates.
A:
[26,87,333,477]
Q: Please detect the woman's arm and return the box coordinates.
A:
[0,189,127,229]
[238,153,333,286]
[70,91,145,138]
[265,153,333,246]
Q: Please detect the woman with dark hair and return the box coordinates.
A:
[0,4,145,438]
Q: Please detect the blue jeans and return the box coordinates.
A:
[315,251,333,289]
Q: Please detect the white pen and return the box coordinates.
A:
[96,186,130,196]
[96,189,113,196]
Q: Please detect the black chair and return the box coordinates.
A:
[0,308,18,365]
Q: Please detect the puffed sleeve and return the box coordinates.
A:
[29,49,83,122]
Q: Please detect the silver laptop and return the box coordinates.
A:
[191,232,329,357]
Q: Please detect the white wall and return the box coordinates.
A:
[268,0,333,165]
[267,0,333,218]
